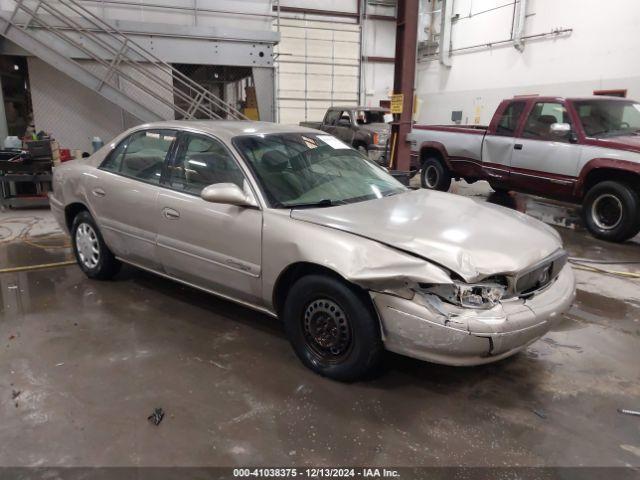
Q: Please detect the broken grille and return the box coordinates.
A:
[513,250,568,296]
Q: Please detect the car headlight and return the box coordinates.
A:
[419,281,507,309]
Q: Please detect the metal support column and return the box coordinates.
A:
[390,0,419,172]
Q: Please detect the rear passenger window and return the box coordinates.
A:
[495,102,525,136]
[324,110,340,125]
[168,134,245,195]
[101,130,176,184]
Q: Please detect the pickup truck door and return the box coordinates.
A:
[320,109,340,136]
[510,101,580,198]
[481,101,526,185]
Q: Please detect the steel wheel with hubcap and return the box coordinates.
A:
[583,180,640,242]
[72,210,121,279]
[75,223,101,269]
[283,274,383,381]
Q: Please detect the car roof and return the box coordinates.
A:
[510,95,635,102]
[130,120,324,140]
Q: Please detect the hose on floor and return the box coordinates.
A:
[568,258,640,279]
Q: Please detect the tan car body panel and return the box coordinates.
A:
[50,120,575,366]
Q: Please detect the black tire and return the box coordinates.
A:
[420,156,452,191]
[71,210,121,279]
[582,181,640,242]
[282,274,383,381]
[489,182,510,194]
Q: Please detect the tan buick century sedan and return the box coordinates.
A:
[49,121,576,381]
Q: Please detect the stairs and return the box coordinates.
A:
[0,0,248,122]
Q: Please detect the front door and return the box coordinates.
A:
[481,101,526,186]
[89,129,177,270]
[510,101,581,198]
[156,132,263,304]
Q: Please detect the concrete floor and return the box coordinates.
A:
[1,183,639,468]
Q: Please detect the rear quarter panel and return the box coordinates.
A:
[408,126,486,176]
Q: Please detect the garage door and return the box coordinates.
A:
[275,18,360,125]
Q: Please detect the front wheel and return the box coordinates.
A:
[582,181,640,242]
[282,274,383,381]
[72,210,121,279]
[420,157,452,191]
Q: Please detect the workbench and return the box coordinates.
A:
[0,156,52,210]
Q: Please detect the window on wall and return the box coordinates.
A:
[593,89,627,98]
[495,102,525,136]
[522,102,572,141]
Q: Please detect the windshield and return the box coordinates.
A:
[355,110,389,125]
[233,132,406,208]
[574,99,640,137]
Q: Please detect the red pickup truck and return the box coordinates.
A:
[407,96,640,242]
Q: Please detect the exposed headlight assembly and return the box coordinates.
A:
[419,281,507,309]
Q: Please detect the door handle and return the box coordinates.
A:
[162,207,180,219]
[92,188,106,197]
[514,144,523,150]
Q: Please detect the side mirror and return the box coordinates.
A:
[550,122,571,136]
[201,183,257,208]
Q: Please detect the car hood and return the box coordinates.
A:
[290,189,562,282]
[587,134,640,153]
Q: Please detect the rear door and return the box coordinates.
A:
[321,109,340,135]
[90,129,177,270]
[333,110,357,145]
[510,101,581,197]
[481,101,526,185]
[156,131,263,304]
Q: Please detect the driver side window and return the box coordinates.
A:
[522,102,573,142]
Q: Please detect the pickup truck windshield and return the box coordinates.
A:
[574,99,640,137]
[233,133,406,208]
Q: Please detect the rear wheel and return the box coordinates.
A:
[72,211,121,279]
[582,181,640,242]
[420,157,452,191]
[282,274,383,381]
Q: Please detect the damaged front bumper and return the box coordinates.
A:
[370,264,576,366]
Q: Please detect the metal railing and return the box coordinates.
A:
[4,0,248,121]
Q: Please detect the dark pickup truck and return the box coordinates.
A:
[300,106,393,165]
[408,95,640,242]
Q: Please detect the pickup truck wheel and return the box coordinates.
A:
[489,183,510,194]
[282,274,383,381]
[420,157,452,191]
[72,211,121,279]
[583,181,640,242]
